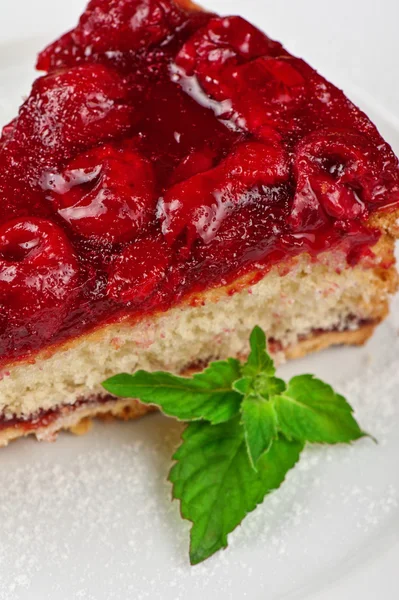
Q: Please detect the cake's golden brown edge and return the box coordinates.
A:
[0,319,379,448]
[178,0,203,10]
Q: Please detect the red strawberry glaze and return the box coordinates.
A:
[0,0,398,367]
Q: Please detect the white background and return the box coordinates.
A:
[0,0,398,118]
[0,1,398,599]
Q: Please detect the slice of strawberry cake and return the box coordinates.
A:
[0,0,398,445]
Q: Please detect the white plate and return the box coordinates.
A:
[0,36,398,600]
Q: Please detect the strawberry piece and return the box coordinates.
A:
[0,218,80,340]
[7,64,133,175]
[48,145,156,244]
[174,17,308,135]
[78,0,186,53]
[289,130,381,229]
[107,237,171,303]
[38,0,188,71]
[159,141,289,245]
[1,119,18,141]
[0,65,134,221]
[36,31,86,72]
[175,16,284,97]
[225,57,308,134]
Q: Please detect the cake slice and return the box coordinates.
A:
[0,0,398,446]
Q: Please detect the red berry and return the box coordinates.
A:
[1,118,18,141]
[85,0,186,52]
[174,17,307,135]
[289,130,378,229]
[0,218,79,340]
[176,16,284,95]
[36,31,86,72]
[159,141,289,245]
[107,237,171,303]
[223,142,289,185]
[40,0,187,71]
[47,145,156,244]
[9,64,133,169]
[226,57,308,134]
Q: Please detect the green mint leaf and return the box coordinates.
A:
[273,374,366,444]
[234,374,286,399]
[242,326,275,378]
[241,393,279,469]
[233,376,252,395]
[169,417,303,565]
[254,373,286,398]
[102,359,242,425]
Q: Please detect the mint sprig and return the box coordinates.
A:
[103,326,369,564]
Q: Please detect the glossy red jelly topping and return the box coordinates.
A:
[0,0,398,365]
[49,144,157,243]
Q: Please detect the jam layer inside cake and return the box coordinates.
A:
[0,0,398,366]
